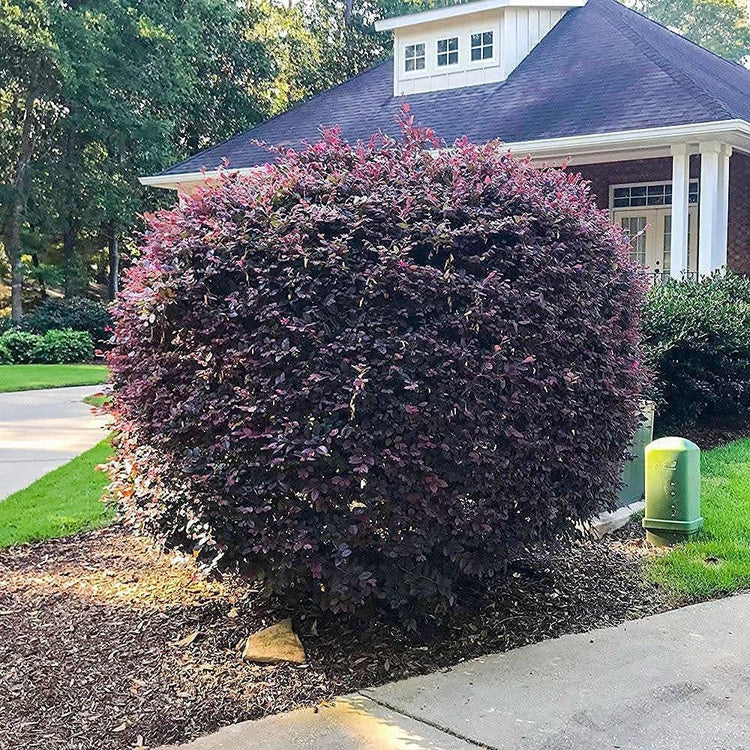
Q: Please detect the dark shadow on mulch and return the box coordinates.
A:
[654,415,750,451]
[0,522,678,750]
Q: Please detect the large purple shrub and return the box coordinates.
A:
[108,123,646,617]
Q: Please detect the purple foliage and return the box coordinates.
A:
[108,122,647,617]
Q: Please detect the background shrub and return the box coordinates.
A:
[0,327,94,364]
[0,330,42,364]
[108,126,646,618]
[32,329,95,364]
[0,317,15,336]
[641,271,750,428]
[22,297,112,347]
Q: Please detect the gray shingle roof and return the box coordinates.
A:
[159,0,750,176]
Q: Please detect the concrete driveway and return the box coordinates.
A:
[163,593,750,750]
[0,385,109,499]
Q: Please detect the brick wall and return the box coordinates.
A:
[574,156,700,210]
[570,154,749,274]
[728,151,750,275]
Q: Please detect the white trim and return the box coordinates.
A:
[606,178,699,207]
[608,179,698,189]
[139,166,259,191]
[670,143,691,279]
[503,119,750,160]
[141,119,750,191]
[375,0,585,31]
[557,147,672,165]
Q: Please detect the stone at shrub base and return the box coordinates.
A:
[242,619,306,665]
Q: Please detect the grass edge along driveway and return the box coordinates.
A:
[0,437,114,548]
[0,364,109,393]
[646,437,750,598]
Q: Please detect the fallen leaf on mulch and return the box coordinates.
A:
[174,630,199,647]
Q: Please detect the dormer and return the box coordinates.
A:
[375,0,587,96]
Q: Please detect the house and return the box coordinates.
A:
[141,0,750,279]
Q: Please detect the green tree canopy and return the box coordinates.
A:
[631,0,750,62]
[0,0,63,318]
[2,0,278,309]
[2,0,748,317]
[45,0,278,294]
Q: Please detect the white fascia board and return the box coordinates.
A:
[142,119,750,191]
[138,166,260,191]
[375,0,585,31]
[503,119,750,160]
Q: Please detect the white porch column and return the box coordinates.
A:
[670,143,690,279]
[698,141,730,275]
[716,143,732,265]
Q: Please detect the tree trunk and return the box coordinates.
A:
[6,214,24,322]
[31,252,46,302]
[62,226,78,296]
[95,234,107,285]
[3,186,26,321]
[344,0,353,25]
[108,230,119,300]
[4,89,38,321]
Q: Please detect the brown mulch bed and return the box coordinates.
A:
[0,523,678,750]
[656,416,750,451]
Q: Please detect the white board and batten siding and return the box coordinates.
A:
[502,7,567,77]
[384,2,575,97]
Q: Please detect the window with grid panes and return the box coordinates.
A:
[612,182,699,208]
[471,31,493,61]
[437,37,459,66]
[404,43,425,72]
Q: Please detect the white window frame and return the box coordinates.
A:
[618,215,648,266]
[469,29,496,66]
[436,36,459,67]
[608,179,699,211]
[610,182,700,279]
[403,42,426,75]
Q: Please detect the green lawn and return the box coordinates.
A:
[83,392,110,408]
[646,437,750,598]
[0,364,109,393]
[0,438,114,548]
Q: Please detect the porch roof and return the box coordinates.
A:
[150,0,750,184]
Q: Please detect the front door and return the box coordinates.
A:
[612,207,698,280]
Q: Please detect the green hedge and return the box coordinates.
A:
[641,271,750,427]
[0,328,95,364]
[0,330,40,363]
[21,297,112,347]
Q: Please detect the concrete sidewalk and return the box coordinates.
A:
[163,593,750,750]
[0,385,109,499]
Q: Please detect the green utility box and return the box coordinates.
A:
[617,401,655,507]
[643,437,703,546]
